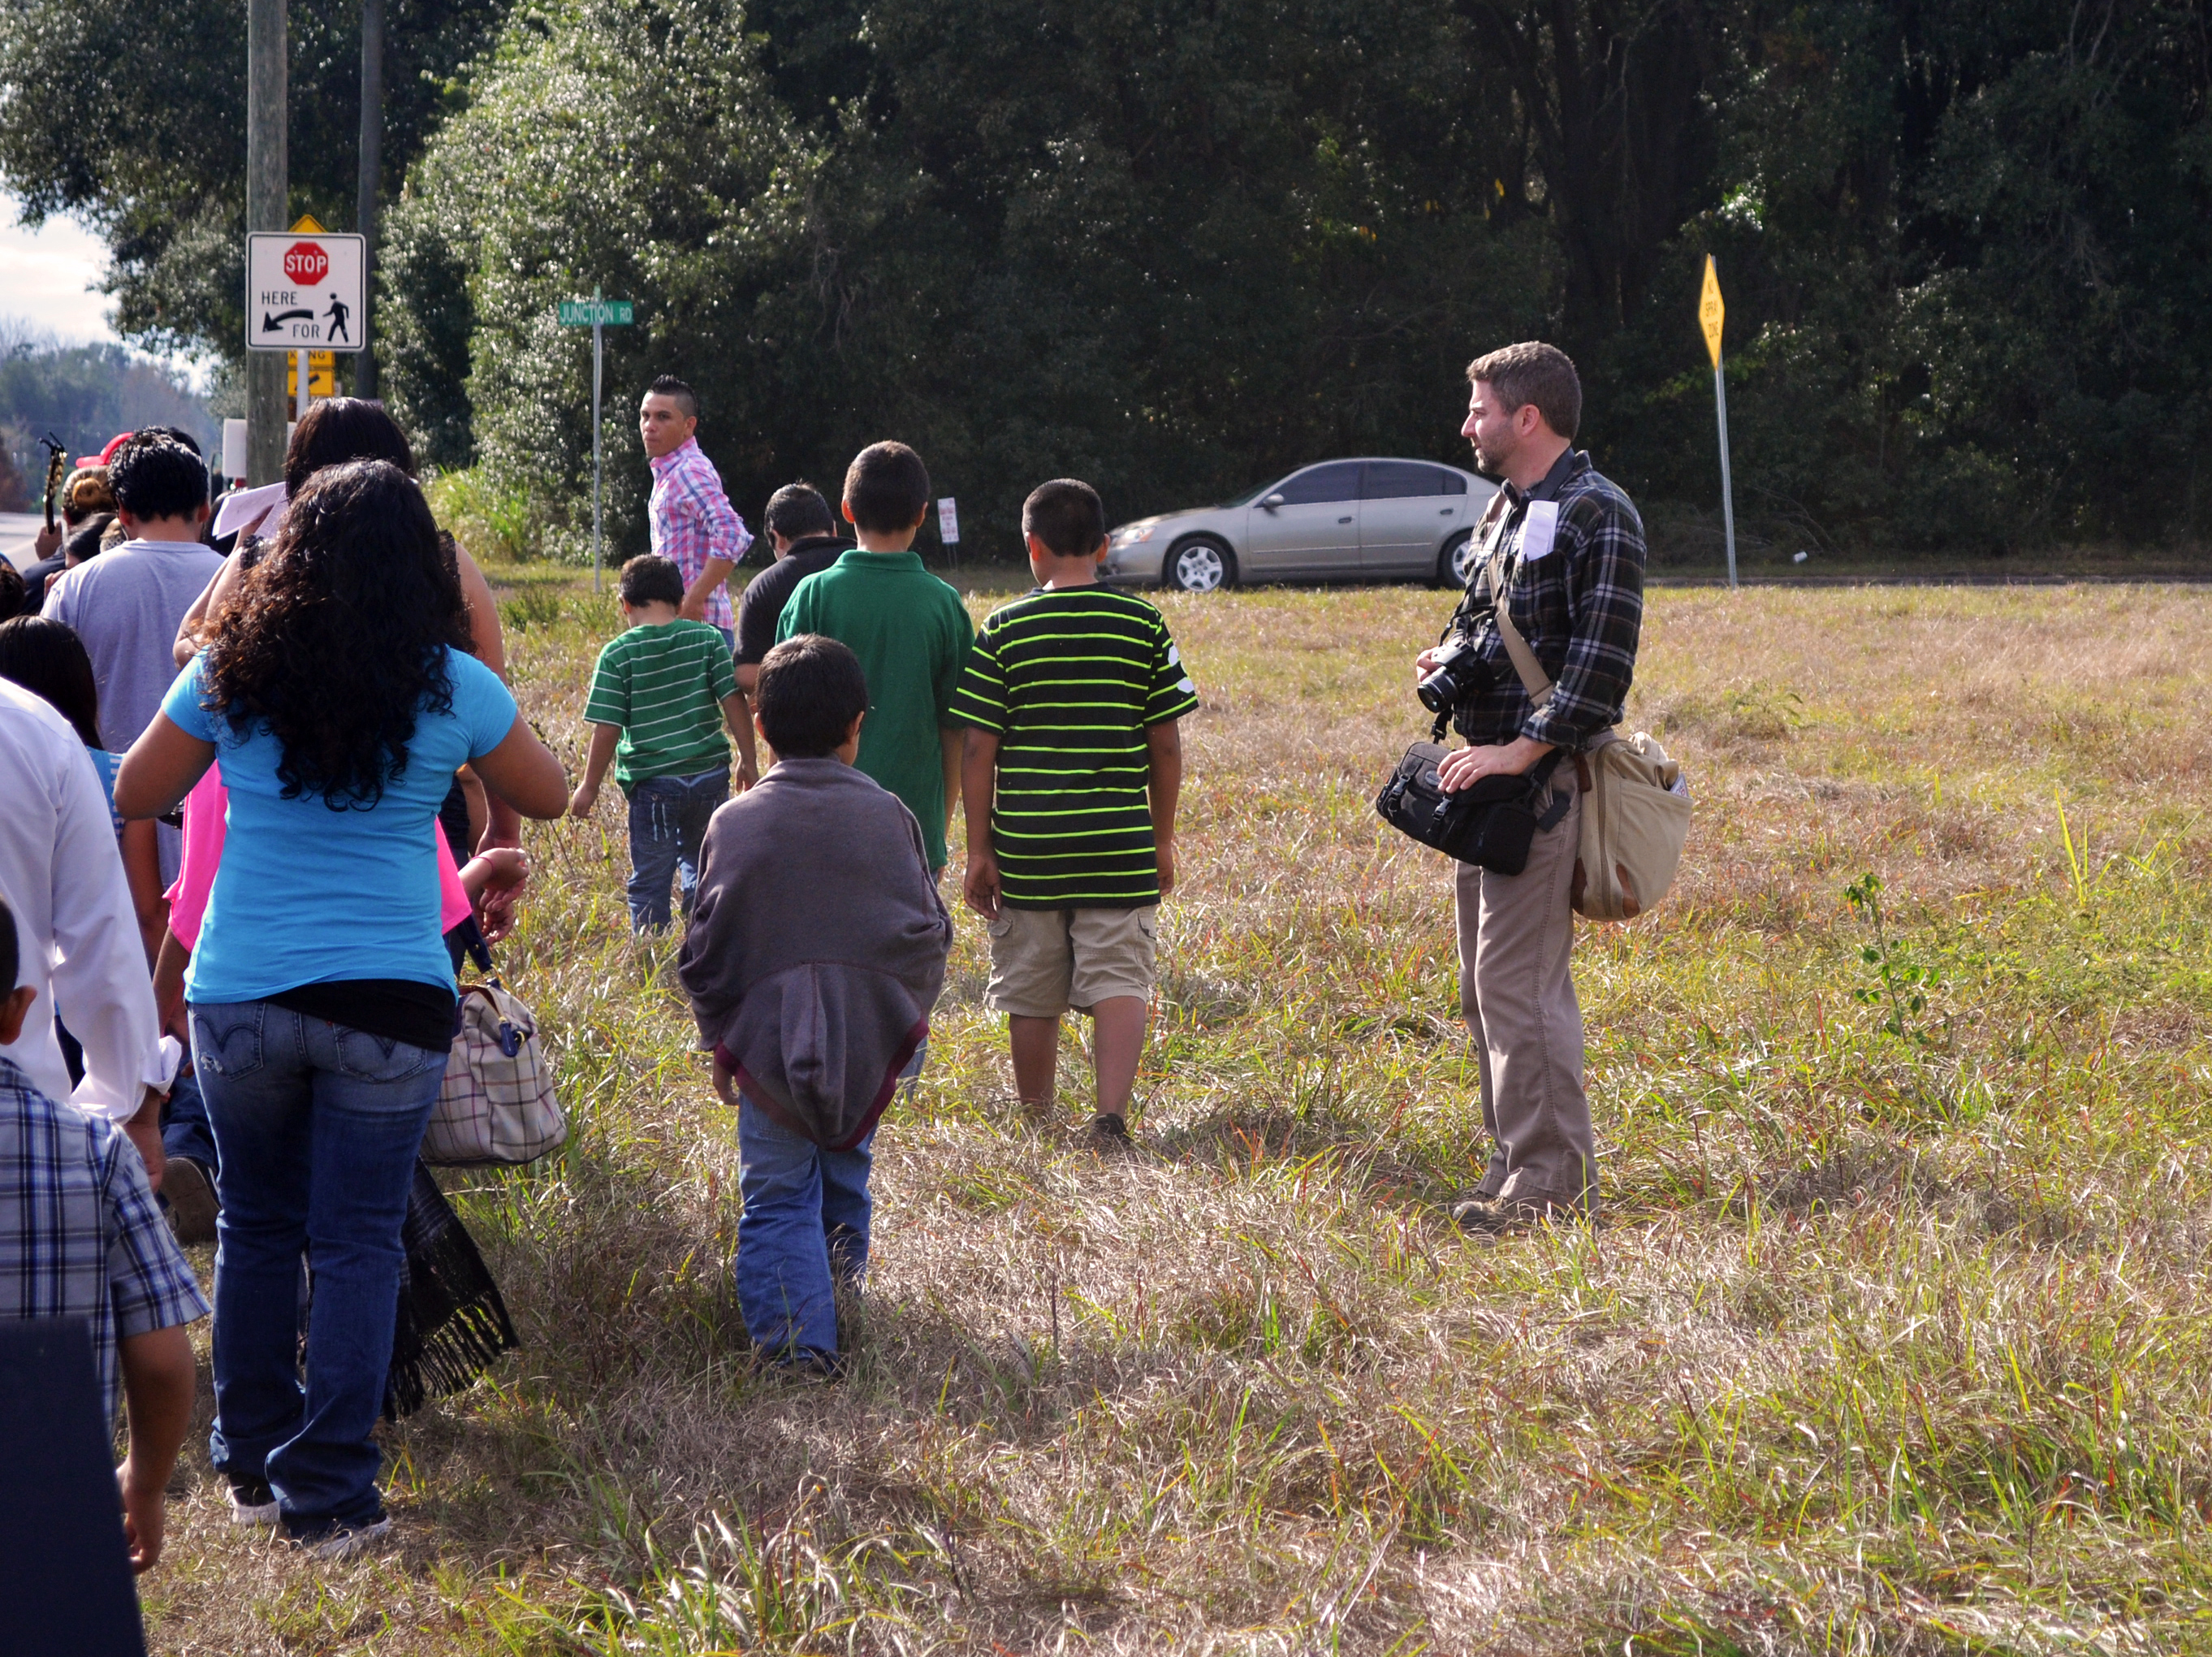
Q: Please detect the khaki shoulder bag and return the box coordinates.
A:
[1483,541,1691,919]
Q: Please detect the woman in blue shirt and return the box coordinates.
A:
[115,459,568,1556]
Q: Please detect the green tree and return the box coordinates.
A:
[1604,0,2212,551]
[382,0,807,528]
[388,0,1549,558]
[379,0,2212,553]
[0,0,509,363]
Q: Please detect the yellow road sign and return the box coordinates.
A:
[287,351,335,400]
[290,213,327,233]
[1699,254,1725,369]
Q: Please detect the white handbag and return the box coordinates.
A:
[421,979,567,1166]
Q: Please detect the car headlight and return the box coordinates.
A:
[1112,523,1158,546]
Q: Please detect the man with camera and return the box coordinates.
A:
[1415,342,1646,1235]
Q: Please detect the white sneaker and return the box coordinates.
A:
[227,1484,280,1527]
[306,1517,393,1560]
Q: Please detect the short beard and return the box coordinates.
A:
[1472,440,1510,476]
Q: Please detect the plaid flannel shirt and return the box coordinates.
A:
[1445,448,1646,751]
[0,1057,208,1423]
[647,438,754,632]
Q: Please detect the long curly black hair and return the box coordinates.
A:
[200,460,471,809]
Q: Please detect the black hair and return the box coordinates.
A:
[108,435,209,521]
[134,424,203,456]
[0,563,23,625]
[756,634,869,758]
[841,442,930,537]
[764,482,836,542]
[284,398,414,495]
[0,893,17,993]
[66,514,113,564]
[200,460,472,808]
[0,617,102,749]
[1022,478,1108,559]
[645,374,698,420]
[619,554,686,608]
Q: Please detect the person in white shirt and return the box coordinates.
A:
[0,679,170,1181]
[44,435,224,885]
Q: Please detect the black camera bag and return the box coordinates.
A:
[1376,738,1568,875]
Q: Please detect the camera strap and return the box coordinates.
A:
[1484,538,1554,712]
[1447,491,1515,629]
[1433,490,1552,743]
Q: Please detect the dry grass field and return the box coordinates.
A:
[138,575,2212,1655]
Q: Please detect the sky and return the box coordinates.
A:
[1,192,121,344]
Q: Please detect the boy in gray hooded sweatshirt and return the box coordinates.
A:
[679,634,952,1374]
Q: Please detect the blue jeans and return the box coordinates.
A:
[162,1066,218,1170]
[626,766,728,932]
[190,1000,448,1538]
[736,1045,924,1357]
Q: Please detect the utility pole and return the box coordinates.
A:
[354,0,382,398]
[245,0,287,484]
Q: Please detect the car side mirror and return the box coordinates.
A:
[1261,493,1285,509]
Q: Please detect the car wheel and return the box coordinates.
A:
[1437,530,1478,589]
[1166,537,1234,593]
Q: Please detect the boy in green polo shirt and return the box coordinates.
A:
[775,441,975,872]
[572,554,758,931]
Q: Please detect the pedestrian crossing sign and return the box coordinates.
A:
[245,227,366,353]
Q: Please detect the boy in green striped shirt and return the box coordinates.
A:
[951,479,1199,1145]
[571,554,759,931]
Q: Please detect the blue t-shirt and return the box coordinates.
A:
[162,649,519,1003]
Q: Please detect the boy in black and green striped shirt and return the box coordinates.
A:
[951,479,1199,1144]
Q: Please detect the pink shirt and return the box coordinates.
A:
[646,437,752,631]
[166,764,471,951]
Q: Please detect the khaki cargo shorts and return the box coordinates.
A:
[984,906,1159,1018]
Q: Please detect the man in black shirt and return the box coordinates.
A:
[732,482,851,696]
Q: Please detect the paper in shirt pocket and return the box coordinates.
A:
[1519,500,1562,562]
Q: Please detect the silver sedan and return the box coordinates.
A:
[1101,457,1500,592]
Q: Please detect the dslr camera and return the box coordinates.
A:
[1416,633,1494,715]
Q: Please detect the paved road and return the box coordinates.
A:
[2,513,50,575]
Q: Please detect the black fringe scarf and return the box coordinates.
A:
[383,1162,520,1420]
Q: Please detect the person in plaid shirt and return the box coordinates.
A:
[1415,341,1646,1235]
[638,375,754,649]
[0,893,207,1573]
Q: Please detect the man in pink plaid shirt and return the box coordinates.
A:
[639,375,754,647]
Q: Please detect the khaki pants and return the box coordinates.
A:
[1453,764,1596,1214]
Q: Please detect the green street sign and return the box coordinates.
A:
[558,299,633,327]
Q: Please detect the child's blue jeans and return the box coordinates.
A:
[736,1044,924,1358]
[626,766,728,932]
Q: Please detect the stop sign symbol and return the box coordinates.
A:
[283,241,329,286]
